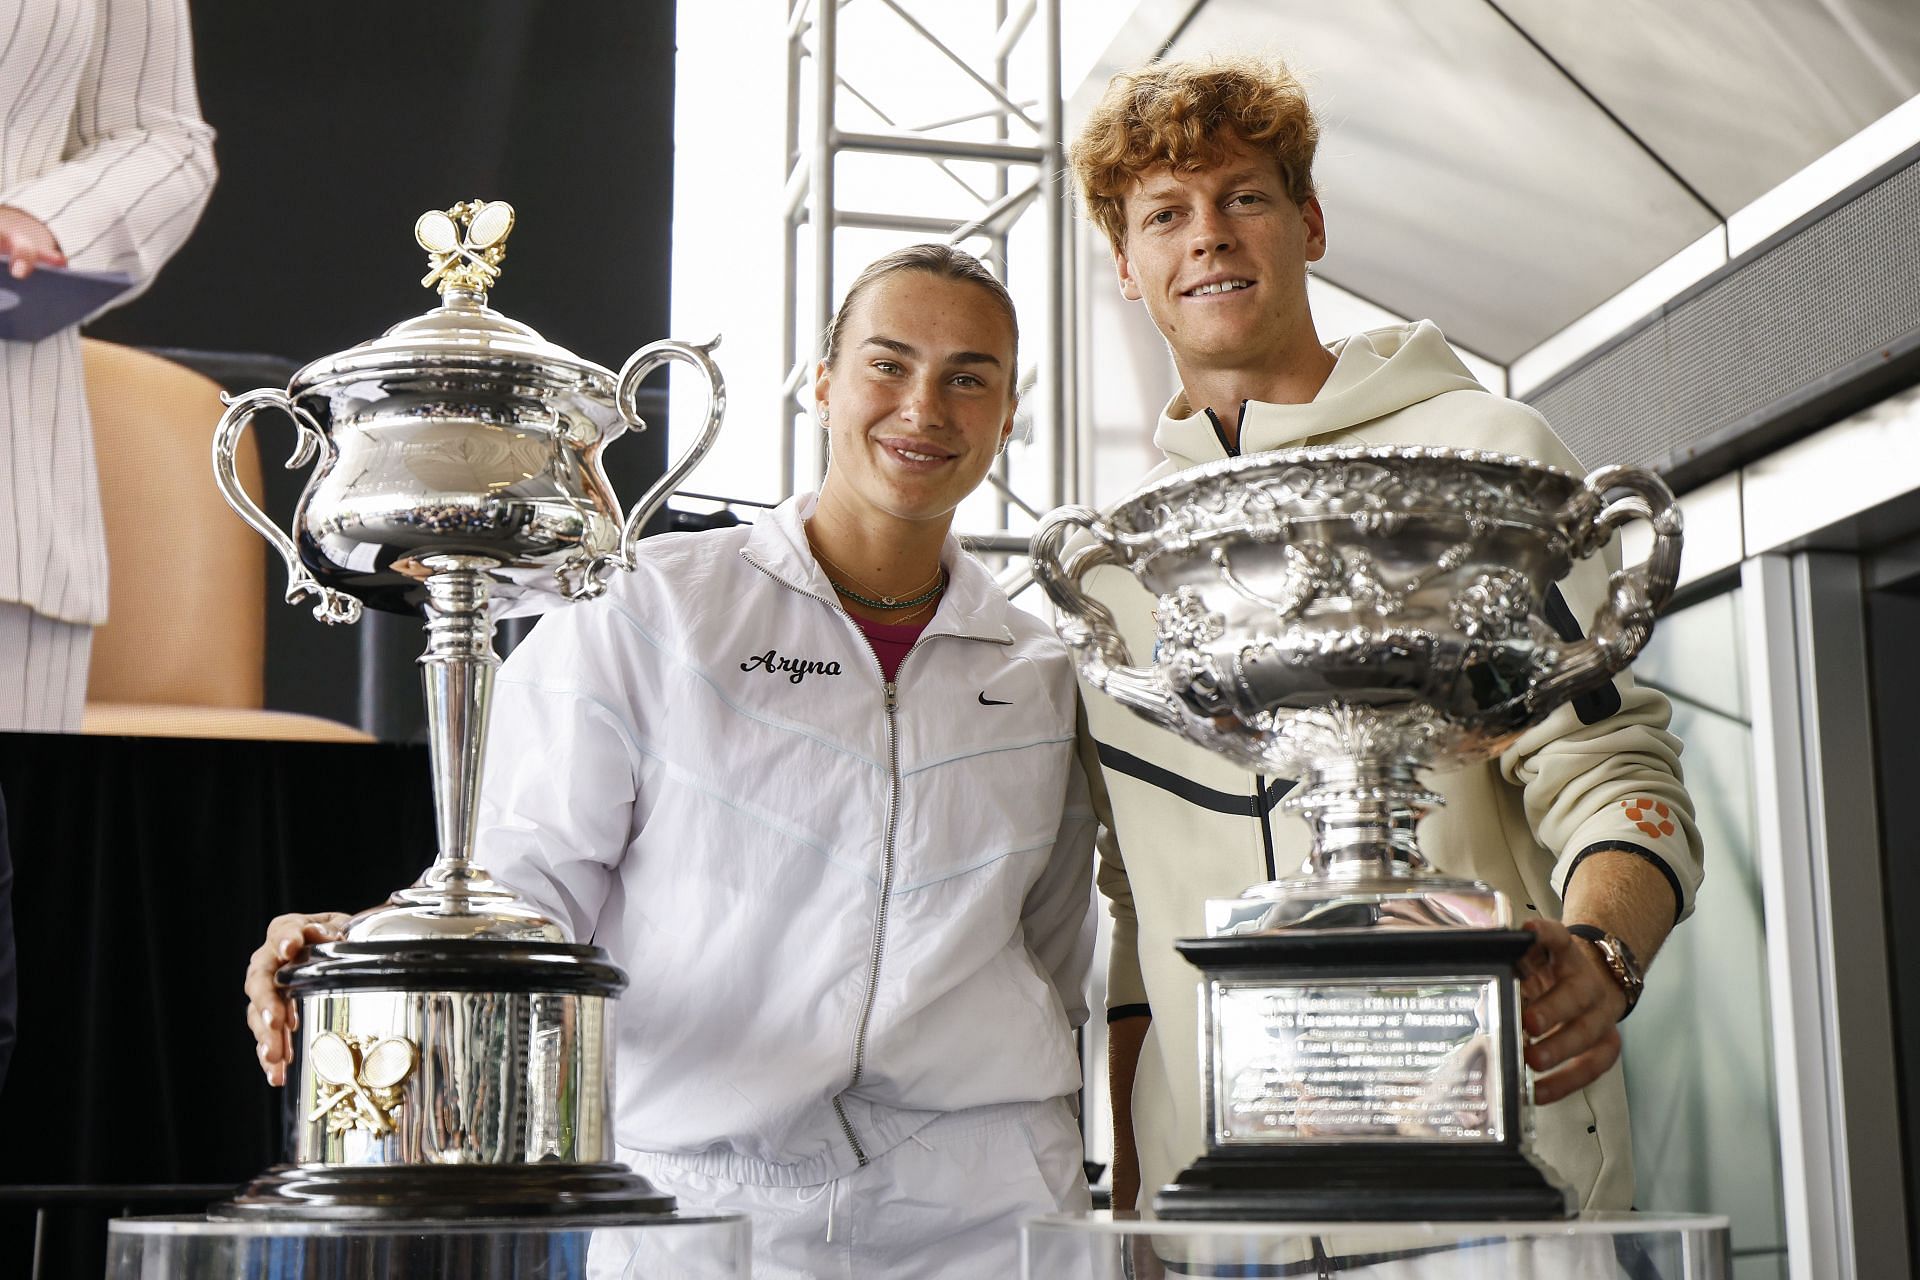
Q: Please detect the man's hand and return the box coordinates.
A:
[244,912,349,1086]
[1518,917,1628,1106]
[0,207,66,278]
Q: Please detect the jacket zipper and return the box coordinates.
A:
[1204,400,1252,457]
[834,669,910,1165]
[741,552,925,1167]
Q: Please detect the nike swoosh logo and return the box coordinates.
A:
[978,692,1012,706]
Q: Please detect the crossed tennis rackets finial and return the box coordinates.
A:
[416,199,515,293]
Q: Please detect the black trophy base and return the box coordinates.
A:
[1156,1145,1575,1221]
[211,1162,676,1221]
[1162,928,1577,1222]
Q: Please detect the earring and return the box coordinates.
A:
[819,406,831,425]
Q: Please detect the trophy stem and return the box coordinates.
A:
[1209,760,1510,934]
[418,559,499,910]
[1285,760,1440,880]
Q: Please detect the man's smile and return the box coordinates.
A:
[1182,276,1256,299]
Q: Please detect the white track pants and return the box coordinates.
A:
[597,1096,1089,1279]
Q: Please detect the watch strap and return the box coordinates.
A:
[1567,923,1644,1020]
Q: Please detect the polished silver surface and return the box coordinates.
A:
[212,293,726,620]
[291,988,614,1166]
[1208,976,1507,1146]
[209,205,723,1204]
[1033,445,1681,927]
[210,202,727,941]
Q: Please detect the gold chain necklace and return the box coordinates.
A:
[807,525,944,609]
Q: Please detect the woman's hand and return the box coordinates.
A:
[0,206,67,278]
[244,912,350,1086]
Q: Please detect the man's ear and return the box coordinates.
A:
[1115,245,1143,301]
[1302,196,1327,264]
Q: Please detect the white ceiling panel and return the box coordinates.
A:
[1165,0,1723,361]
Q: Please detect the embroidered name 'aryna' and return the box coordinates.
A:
[741,649,843,685]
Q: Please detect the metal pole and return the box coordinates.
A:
[810,0,838,486]
[781,9,806,499]
[1041,0,1067,508]
[835,129,1047,164]
[992,0,1012,540]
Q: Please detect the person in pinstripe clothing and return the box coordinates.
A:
[0,0,215,730]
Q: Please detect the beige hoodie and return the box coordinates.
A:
[1082,321,1702,1213]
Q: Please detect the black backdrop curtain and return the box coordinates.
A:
[0,732,437,1278]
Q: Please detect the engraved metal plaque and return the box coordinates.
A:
[1210,976,1507,1145]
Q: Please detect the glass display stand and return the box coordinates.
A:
[108,1212,749,1279]
[1023,1211,1730,1279]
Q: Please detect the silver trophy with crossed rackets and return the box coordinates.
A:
[209,199,726,1217]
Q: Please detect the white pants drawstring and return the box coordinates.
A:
[796,1175,842,1243]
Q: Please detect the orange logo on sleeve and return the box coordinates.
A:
[1621,797,1675,840]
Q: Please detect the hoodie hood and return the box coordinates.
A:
[1151,320,1487,470]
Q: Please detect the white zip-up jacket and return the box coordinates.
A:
[477,494,1096,1187]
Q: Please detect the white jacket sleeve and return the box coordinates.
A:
[4,0,216,299]
[1022,741,1098,1030]
[477,603,654,946]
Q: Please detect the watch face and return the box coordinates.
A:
[1575,929,1643,1009]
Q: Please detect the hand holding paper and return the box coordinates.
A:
[0,232,132,343]
[0,206,66,278]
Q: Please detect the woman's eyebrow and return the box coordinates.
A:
[864,336,1002,367]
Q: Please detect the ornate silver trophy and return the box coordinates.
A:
[208,200,726,1218]
[1031,446,1680,1220]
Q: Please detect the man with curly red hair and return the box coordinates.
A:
[1068,55,1702,1218]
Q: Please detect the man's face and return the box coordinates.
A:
[1114,135,1326,373]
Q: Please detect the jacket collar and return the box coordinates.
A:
[1149,320,1481,468]
[740,493,1015,645]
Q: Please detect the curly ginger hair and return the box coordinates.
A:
[1069,55,1320,251]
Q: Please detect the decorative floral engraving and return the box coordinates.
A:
[1156,586,1226,651]
[1448,569,1535,642]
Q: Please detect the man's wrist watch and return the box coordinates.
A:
[1567,924,1645,1020]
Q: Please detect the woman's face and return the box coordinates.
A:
[813,271,1017,529]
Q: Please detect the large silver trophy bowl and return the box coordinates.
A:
[1031,445,1681,1219]
[208,200,726,1219]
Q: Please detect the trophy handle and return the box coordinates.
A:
[1030,507,1188,731]
[212,389,362,625]
[572,336,727,599]
[1531,464,1683,712]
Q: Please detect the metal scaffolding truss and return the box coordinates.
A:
[781,0,1076,563]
